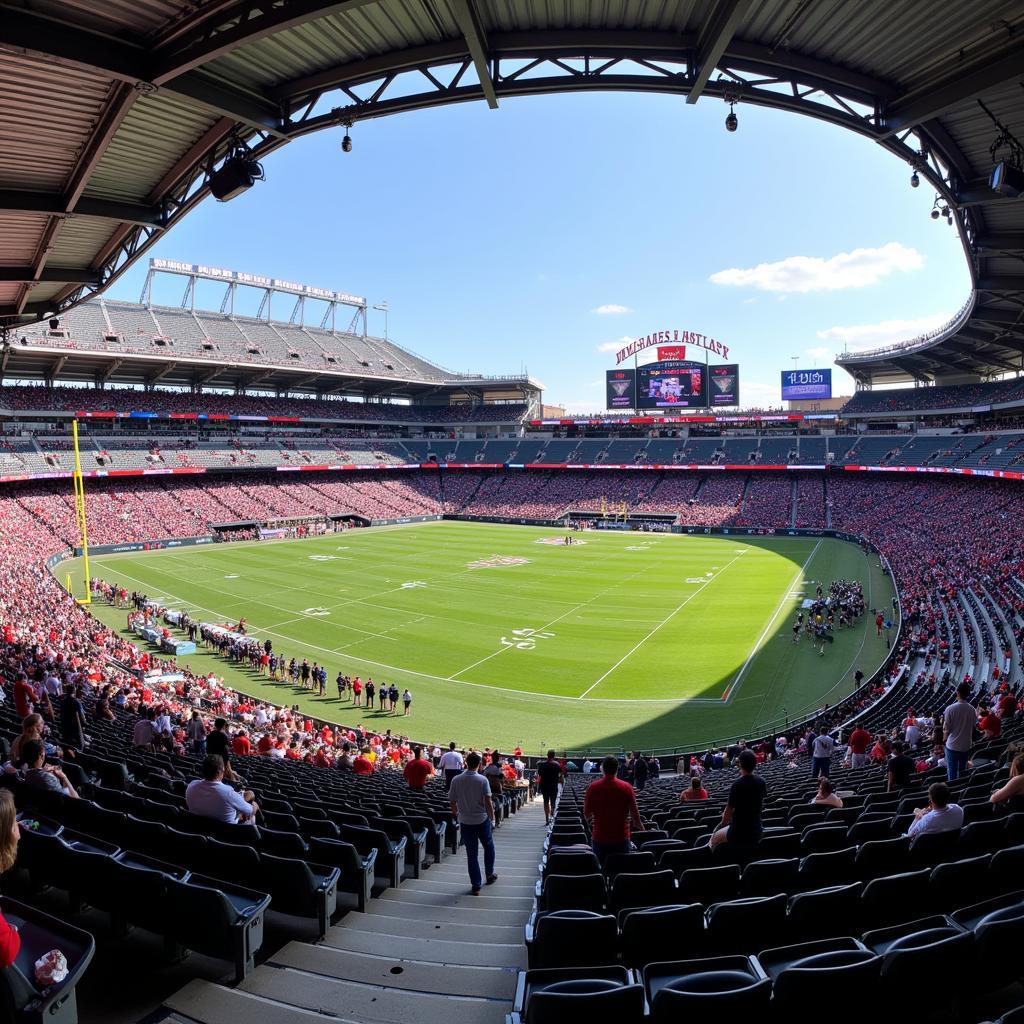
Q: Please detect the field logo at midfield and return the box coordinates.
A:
[401,581,427,589]
[535,537,587,546]
[467,554,530,569]
[303,607,330,616]
[309,555,337,561]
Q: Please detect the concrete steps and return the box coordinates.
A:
[163,793,545,1024]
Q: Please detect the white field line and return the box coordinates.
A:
[95,562,703,704]
[722,539,823,704]
[577,552,745,699]
[445,564,654,680]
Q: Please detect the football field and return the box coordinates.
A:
[66,521,896,753]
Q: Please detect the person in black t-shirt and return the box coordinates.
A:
[205,718,238,782]
[710,750,766,850]
[888,741,917,791]
[535,750,564,825]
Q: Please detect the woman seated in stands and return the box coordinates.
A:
[0,791,21,966]
[8,713,50,766]
[18,739,79,799]
[810,777,843,808]
[991,754,1024,813]
[680,773,709,802]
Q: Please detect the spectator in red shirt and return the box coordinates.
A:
[999,691,1017,718]
[353,748,374,775]
[848,725,872,768]
[231,730,252,756]
[583,755,642,866]
[403,746,433,790]
[979,710,1002,739]
[256,733,274,756]
[680,773,709,802]
[0,791,21,966]
[13,673,34,719]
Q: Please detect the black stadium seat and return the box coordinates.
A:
[787,883,863,940]
[740,857,799,897]
[619,904,704,968]
[526,910,618,969]
[705,894,787,953]
[643,955,771,1019]
[306,837,376,912]
[758,938,881,1021]
[0,897,95,1024]
[163,874,270,982]
[511,966,644,1024]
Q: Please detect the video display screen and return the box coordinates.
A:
[781,368,832,400]
[605,368,636,410]
[637,360,708,409]
[709,364,740,407]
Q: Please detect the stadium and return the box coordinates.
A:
[1,2,1024,1023]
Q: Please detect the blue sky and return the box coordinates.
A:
[111,90,971,412]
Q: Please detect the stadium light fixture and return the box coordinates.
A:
[341,119,354,153]
[910,171,919,188]
[208,138,264,202]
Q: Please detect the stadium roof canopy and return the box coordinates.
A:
[1,0,1024,387]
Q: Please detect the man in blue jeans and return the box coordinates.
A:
[943,681,977,782]
[449,751,497,895]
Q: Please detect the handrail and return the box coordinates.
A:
[834,294,975,363]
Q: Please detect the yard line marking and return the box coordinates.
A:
[721,539,823,704]
[446,564,651,680]
[577,552,745,699]
[84,559,724,704]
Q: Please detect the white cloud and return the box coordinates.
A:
[805,345,833,360]
[561,399,607,414]
[738,381,785,409]
[592,303,632,315]
[815,311,953,351]
[709,242,923,293]
[596,335,634,353]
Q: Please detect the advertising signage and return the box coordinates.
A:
[605,368,636,410]
[781,368,832,401]
[709,364,740,407]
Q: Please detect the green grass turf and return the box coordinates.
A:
[60,521,896,754]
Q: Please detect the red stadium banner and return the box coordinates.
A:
[657,345,686,361]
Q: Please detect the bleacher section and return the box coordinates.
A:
[843,379,1024,414]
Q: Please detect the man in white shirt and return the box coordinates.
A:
[944,682,977,782]
[449,751,496,895]
[186,755,259,824]
[906,782,963,844]
[253,706,268,729]
[439,741,465,791]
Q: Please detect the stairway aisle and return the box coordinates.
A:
[163,796,546,1024]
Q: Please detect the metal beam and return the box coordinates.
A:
[977,278,1024,294]
[972,307,1024,326]
[49,355,67,377]
[0,267,101,285]
[0,191,163,226]
[974,235,1024,254]
[147,361,178,385]
[449,0,497,109]
[100,358,123,382]
[956,178,1015,207]
[194,366,224,386]
[0,7,286,136]
[150,0,379,82]
[687,0,752,103]
[882,41,1024,134]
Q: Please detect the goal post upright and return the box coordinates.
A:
[71,418,92,605]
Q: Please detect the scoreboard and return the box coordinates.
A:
[637,360,708,409]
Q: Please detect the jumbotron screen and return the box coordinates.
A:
[637,359,707,408]
[709,364,740,407]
